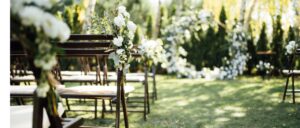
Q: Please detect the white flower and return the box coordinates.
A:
[34,54,57,70]
[285,41,298,54]
[38,42,51,54]
[198,10,212,23]
[57,21,71,41]
[11,0,25,14]
[118,6,130,18]
[36,81,50,97]
[116,49,125,55]
[114,14,125,28]
[128,32,134,39]
[113,36,124,47]
[42,13,60,39]
[109,52,120,67]
[127,21,137,33]
[118,6,127,15]
[178,46,187,56]
[19,6,44,29]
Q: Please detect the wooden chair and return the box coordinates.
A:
[11,34,131,128]
[282,49,300,104]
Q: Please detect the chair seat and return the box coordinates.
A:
[10,103,65,128]
[10,85,134,98]
[58,85,135,98]
[61,75,98,82]
[10,75,35,82]
[10,85,65,97]
[107,75,145,82]
[282,70,300,75]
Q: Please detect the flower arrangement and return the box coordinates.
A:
[109,6,136,70]
[285,40,298,55]
[11,0,71,126]
[219,22,249,80]
[11,0,70,97]
[162,9,214,78]
[256,61,274,76]
[138,39,168,67]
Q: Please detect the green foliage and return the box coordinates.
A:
[286,26,296,43]
[61,4,84,34]
[246,25,257,75]
[271,15,284,74]
[132,26,142,44]
[183,29,204,70]
[215,5,229,67]
[256,22,269,52]
[146,14,154,39]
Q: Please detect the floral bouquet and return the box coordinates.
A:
[138,39,168,67]
[256,60,274,79]
[11,0,71,126]
[109,6,136,71]
[285,40,298,55]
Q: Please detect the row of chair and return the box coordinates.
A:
[10,34,157,128]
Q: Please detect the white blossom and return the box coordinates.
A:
[116,49,125,55]
[127,21,137,33]
[113,36,124,47]
[36,81,50,97]
[109,52,120,67]
[285,41,298,54]
[114,14,125,28]
[19,6,44,30]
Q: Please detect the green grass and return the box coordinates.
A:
[65,75,300,128]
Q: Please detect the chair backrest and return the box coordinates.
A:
[56,34,114,85]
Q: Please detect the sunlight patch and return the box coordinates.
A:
[215,117,230,122]
[223,106,244,111]
[231,112,246,117]
[214,108,225,115]
[176,100,188,106]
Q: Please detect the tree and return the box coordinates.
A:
[256,22,269,52]
[271,15,284,75]
[203,25,216,68]
[146,14,154,39]
[246,24,257,75]
[215,5,229,67]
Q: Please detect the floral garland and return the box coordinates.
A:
[219,22,249,80]
[11,0,70,97]
[109,6,136,70]
[138,39,168,67]
[162,10,213,78]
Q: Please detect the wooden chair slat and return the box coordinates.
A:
[56,42,111,48]
[69,34,113,40]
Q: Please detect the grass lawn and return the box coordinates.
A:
[65,75,300,128]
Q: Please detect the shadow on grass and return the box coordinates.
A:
[63,76,300,128]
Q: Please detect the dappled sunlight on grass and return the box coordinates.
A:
[60,75,300,127]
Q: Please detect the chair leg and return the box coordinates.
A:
[144,83,147,121]
[66,98,71,111]
[146,82,150,114]
[292,74,296,104]
[109,100,113,112]
[101,99,106,118]
[282,75,290,102]
[115,83,121,128]
[153,75,157,100]
[94,99,97,119]
[121,85,129,128]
